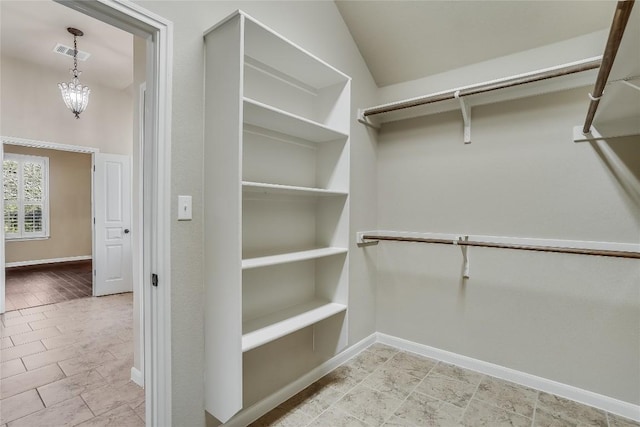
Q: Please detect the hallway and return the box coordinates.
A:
[0,293,143,425]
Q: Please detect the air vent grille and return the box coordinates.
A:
[53,43,91,61]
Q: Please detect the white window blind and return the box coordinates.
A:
[3,153,49,240]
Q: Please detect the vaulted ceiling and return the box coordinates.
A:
[0,1,619,90]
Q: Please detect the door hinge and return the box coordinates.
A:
[93,165,95,172]
[94,269,96,276]
[152,273,158,287]
[93,217,95,224]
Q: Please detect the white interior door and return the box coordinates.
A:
[94,153,133,296]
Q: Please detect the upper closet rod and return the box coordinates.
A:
[360,235,640,259]
[583,0,635,134]
[362,58,602,118]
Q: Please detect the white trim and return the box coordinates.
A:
[133,82,146,388]
[5,237,50,243]
[0,146,4,313]
[131,366,144,387]
[1,136,100,153]
[6,255,92,268]
[3,152,50,241]
[54,1,173,426]
[376,333,640,422]
[223,333,377,427]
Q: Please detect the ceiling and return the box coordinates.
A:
[335,1,616,87]
[0,0,133,90]
[0,1,618,90]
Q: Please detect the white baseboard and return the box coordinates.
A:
[223,333,377,427]
[6,255,92,268]
[131,367,144,387]
[377,333,640,422]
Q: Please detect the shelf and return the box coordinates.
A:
[243,98,348,143]
[242,181,347,198]
[243,15,349,90]
[242,247,348,270]
[242,300,347,352]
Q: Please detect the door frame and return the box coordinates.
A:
[2,1,173,424]
[55,2,174,425]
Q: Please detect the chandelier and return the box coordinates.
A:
[58,28,90,119]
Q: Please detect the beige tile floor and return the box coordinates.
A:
[251,343,640,427]
[0,293,144,426]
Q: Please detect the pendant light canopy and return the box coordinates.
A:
[58,27,90,119]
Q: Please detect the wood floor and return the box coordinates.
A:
[4,261,93,311]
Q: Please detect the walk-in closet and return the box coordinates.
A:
[2,1,636,426]
[195,2,640,426]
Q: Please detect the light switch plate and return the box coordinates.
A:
[178,195,192,220]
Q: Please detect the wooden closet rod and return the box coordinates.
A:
[361,235,640,259]
[362,58,602,117]
[583,0,635,133]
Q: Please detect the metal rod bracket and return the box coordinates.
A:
[357,109,381,130]
[619,79,640,92]
[454,91,471,144]
[357,231,380,247]
[455,236,470,278]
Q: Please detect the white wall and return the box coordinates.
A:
[130,2,379,426]
[1,56,132,155]
[375,85,640,404]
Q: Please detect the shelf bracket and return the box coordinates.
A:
[357,109,381,130]
[456,235,470,279]
[357,231,379,247]
[454,91,471,144]
[573,125,640,143]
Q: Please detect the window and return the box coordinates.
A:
[3,153,49,240]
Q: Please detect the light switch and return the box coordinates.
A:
[178,195,192,221]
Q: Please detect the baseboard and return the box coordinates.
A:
[6,255,92,268]
[377,333,640,422]
[222,333,377,427]
[130,367,144,387]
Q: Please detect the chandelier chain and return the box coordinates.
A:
[73,35,78,78]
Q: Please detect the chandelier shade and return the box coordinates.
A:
[58,79,90,119]
[58,27,90,119]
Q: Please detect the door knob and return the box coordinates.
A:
[124,229,130,234]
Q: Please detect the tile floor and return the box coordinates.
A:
[251,343,640,427]
[4,261,93,311]
[0,293,144,426]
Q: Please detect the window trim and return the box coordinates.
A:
[3,153,50,240]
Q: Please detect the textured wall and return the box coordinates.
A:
[0,56,133,155]
[375,87,640,404]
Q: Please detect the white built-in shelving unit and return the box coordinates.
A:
[204,10,351,422]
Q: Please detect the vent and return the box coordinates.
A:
[53,43,91,61]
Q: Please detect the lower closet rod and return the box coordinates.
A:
[361,235,640,259]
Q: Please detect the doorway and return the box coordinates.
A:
[1,140,136,308]
[0,0,172,424]
[2,143,94,311]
